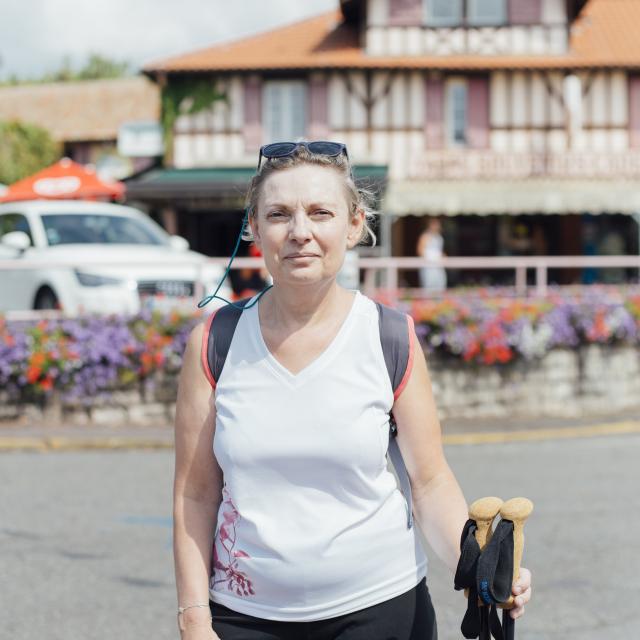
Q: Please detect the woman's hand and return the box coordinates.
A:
[509,566,532,619]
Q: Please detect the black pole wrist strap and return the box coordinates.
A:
[454,519,515,640]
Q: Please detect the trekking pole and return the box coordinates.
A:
[468,497,503,640]
[498,497,534,640]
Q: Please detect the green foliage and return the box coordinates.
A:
[0,53,131,86]
[0,120,61,185]
[65,53,130,82]
[161,77,226,164]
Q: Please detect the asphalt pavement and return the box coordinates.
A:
[2,418,640,639]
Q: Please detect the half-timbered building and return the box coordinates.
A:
[137,0,640,286]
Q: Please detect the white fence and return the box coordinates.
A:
[1,255,639,319]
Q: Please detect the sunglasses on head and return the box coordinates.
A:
[257,141,350,172]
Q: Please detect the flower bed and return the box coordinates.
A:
[392,285,640,366]
[1,286,640,408]
[0,310,200,405]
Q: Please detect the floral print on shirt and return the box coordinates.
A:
[210,486,255,597]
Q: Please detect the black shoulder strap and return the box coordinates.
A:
[375,301,414,529]
[206,298,252,383]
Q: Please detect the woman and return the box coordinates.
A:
[417,218,447,292]
[173,142,531,639]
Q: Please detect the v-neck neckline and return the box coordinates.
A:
[251,291,361,387]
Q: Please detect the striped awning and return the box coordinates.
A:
[383,179,640,216]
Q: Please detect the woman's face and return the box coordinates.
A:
[250,164,364,288]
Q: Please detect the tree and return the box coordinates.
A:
[0,53,131,86]
[66,53,130,81]
[0,121,61,185]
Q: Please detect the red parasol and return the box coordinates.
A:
[0,158,125,203]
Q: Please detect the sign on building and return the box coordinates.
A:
[117,121,164,158]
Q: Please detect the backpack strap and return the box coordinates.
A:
[375,302,417,529]
[201,297,417,531]
[201,298,252,388]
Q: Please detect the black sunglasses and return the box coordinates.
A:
[257,141,350,172]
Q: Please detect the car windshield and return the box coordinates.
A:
[41,213,169,246]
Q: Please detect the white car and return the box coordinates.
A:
[0,200,230,315]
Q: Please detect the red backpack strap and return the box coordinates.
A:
[200,299,252,388]
[375,302,416,399]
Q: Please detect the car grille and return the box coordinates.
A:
[137,280,194,297]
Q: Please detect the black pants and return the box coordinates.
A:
[210,578,437,640]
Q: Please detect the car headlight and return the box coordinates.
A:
[74,270,125,287]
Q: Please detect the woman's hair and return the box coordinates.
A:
[242,144,377,246]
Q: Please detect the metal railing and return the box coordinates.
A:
[357,255,640,301]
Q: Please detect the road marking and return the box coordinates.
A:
[0,436,173,451]
[442,421,640,445]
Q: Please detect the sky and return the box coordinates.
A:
[0,0,337,80]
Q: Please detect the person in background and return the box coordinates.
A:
[581,220,598,285]
[233,242,269,299]
[417,217,447,292]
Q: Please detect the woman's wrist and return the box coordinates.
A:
[178,604,212,631]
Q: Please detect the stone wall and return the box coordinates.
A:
[2,344,639,425]
[427,344,640,420]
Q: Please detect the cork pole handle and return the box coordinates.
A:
[499,497,534,608]
[469,496,504,550]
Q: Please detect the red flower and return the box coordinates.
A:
[30,352,46,367]
[26,365,42,384]
[463,341,480,362]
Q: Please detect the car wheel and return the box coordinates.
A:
[34,287,61,310]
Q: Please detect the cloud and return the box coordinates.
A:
[0,0,336,79]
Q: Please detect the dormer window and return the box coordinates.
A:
[424,0,507,27]
[468,0,506,26]
[426,0,463,27]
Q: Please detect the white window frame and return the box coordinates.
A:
[262,80,307,144]
[424,0,463,27]
[445,78,468,147]
[467,0,507,26]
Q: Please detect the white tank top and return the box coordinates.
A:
[422,234,444,261]
[209,291,427,621]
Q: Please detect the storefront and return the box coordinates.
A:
[385,178,640,287]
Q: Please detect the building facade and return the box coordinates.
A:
[140,0,640,286]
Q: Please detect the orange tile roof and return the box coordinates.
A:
[145,1,640,74]
[0,77,160,142]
